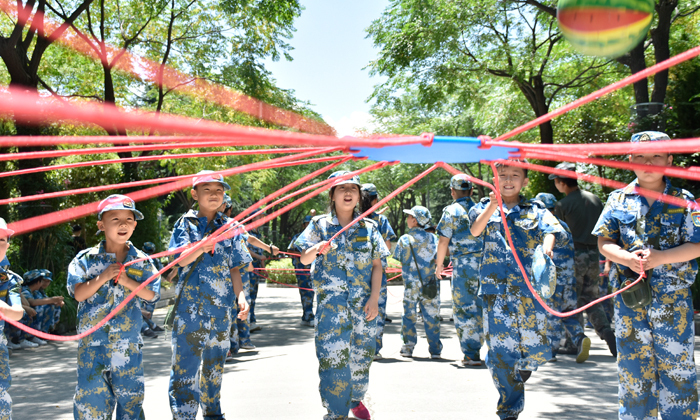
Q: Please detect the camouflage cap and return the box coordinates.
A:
[97,194,144,221]
[328,170,361,187]
[192,170,231,191]
[143,242,156,254]
[223,193,233,209]
[403,205,431,227]
[450,174,472,191]
[631,131,671,143]
[535,192,557,209]
[361,183,378,197]
[23,269,52,284]
[547,162,576,180]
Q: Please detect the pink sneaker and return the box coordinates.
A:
[350,401,371,419]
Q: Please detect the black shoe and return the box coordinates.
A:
[603,329,617,358]
[142,328,158,339]
[385,317,393,324]
[152,325,165,332]
[518,370,531,383]
[503,417,518,420]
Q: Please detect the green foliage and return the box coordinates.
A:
[263,258,297,285]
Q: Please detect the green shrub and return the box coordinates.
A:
[264,258,298,285]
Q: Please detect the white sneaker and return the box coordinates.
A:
[30,337,47,346]
[249,323,262,332]
[19,339,38,349]
[6,341,20,350]
[300,320,314,327]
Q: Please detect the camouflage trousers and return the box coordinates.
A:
[229,273,252,352]
[33,304,60,334]
[451,260,484,360]
[401,277,442,355]
[169,307,231,420]
[249,265,263,324]
[73,340,144,420]
[483,293,550,420]
[574,248,612,337]
[297,273,315,322]
[0,345,11,420]
[375,271,387,353]
[315,293,377,420]
[546,268,584,353]
[141,300,156,332]
[614,288,697,420]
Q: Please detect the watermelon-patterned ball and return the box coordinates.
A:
[557,0,655,58]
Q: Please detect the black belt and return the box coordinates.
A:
[574,242,597,250]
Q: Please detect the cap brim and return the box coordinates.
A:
[402,209,414,217]
[0,227,14,237]
[547,174,559,180]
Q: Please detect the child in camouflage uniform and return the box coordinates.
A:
[435,174,485,366]
[67,194,161,419]
[593,131,700,420]
[534,193,590,363]
[295,171,389,420]
[393,206,442,358]
[0,218,27,420]
[470,162,566,420]
[360,183,396,360]
[288,215,315,327]
[21,269,63,345]
[168,171,251,419]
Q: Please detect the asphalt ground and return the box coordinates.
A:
[8,281,700,419]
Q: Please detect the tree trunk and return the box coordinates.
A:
[517,75,554,144]
[616,42,650,106]
[650,0,678,104]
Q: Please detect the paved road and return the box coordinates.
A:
[8,282,696,419]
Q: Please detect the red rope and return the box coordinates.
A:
[0,147,331,179]
[517,149,700,182]
[0,142,319,162]
[240,161,396,234]
[0,152,346,207]
[486,161,646,318]
[319,164,440,254]
[498,159,700,212]
[279,251,301,257]
[6,148,341,234]
[494,45,700,141]
[0,88,430,149]
[233,156,353,222]
[0,0,334,136]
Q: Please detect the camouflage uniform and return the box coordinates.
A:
[247,230,265,324]
[470,196,566,420]
[437,196,484,361]
[593,177,699,420]
[67,241,161,420]
[229,267,253,352]
[534,193,586,355]
[21,287,60,335]
[168,210,251,420]
[289,232,315,322]
[393,225,442,356]
[295,213,390,420]
[365,211,396,354]
[0,268,23,420]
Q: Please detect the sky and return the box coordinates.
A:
[263,0,390,137]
